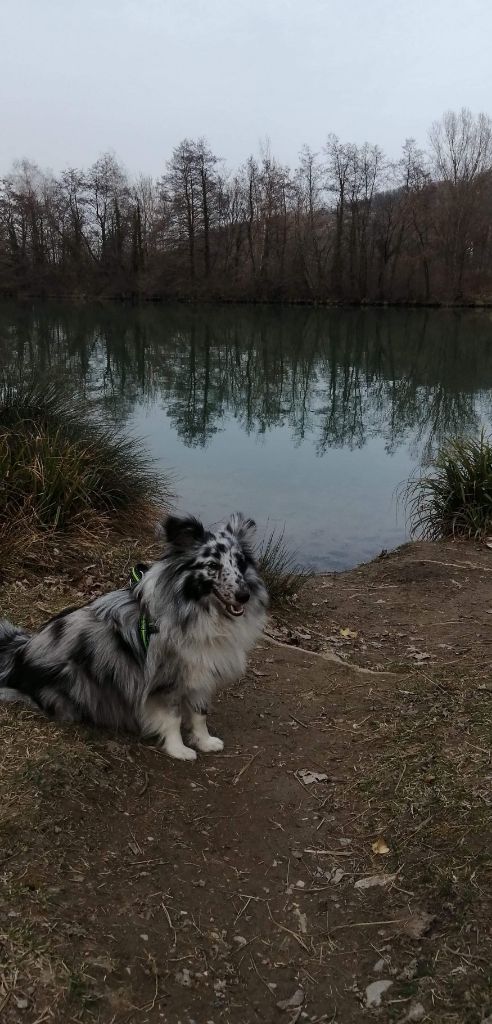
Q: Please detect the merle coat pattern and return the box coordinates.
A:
[0,513,268,760]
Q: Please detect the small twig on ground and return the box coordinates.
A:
[290,714,308,729]
[233,893,265,922]
[412,558,492,572]
[142,952,159,1012]
[303,848,353,857]
[292,772,324,804]
[137,772,150,797]
[267,903,309,951]
[229,935,257,955]
[264,632,344,665]
[264,633,396,677]
[249,953,276,995]
[232,750,260,785]
[394,763,407,793]
[0,992,12,1016]
[161,903,177,949]
[329,918,409,932]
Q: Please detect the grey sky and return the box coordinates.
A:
[3,0,492,178]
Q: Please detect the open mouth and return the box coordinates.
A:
[213,592,245,617]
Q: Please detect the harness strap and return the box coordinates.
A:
[129,563,158,653]
[130,563,149,587]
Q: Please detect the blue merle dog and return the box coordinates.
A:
[0,513,268,760]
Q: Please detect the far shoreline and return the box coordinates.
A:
[2,293,492,310]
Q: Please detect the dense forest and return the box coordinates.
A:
[1,108,492,304]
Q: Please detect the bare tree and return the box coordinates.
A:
[429,109,492,297]
[2,109,492,303]
[293,146,327,296]
[325,134,352,296]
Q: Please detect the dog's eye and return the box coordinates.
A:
[209,561,221,575]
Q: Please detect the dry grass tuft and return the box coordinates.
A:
[405,431,492,540]
[257,526,311,607]
[0,381,173,577]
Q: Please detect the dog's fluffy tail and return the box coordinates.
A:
[0,619,32,705]
[0,618,28,648]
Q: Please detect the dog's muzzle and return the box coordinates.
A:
[214,587,250,618]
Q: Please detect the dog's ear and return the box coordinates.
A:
[162,514,205,550]
[226,512,256,543]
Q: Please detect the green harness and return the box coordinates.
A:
[129,563,158,653]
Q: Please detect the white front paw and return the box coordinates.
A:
[192,734,224,753]
[164,741,197,761]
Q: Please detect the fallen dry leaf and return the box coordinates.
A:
[372,838,390,855]
[340,627,358,639]
[399,910,436,939]
[277,988,304,1011]
[401,1003,426,1023]
[330,867,344,884]
[407,647,431,663]
[365,979,393,1007]
[297,769,328,785]
[354,873,396,890]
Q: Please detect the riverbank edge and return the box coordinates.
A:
[2,293,492,309]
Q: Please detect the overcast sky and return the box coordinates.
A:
[2,0,491,178]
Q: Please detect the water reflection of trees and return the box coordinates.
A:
[1,303,492,458]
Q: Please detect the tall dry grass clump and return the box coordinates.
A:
[257,527,311,606]
[0,382,172,572]
[406,431,492,540]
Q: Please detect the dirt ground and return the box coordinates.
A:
[0,540,491,1024]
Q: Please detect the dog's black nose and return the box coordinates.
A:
[235,586,250,604]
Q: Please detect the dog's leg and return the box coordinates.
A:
[186,703,224,753]
[141,695,197,761]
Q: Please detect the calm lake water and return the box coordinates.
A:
[2,302,492,570]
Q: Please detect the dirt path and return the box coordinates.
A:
[1,541,491,1023]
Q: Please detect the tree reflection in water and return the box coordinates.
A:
[1,303,491,461]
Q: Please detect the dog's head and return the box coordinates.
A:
[161,512,267,618]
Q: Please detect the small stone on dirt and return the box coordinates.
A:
[365,979,393,1007]
[400,1002,426,1022]
[175,968,192,987]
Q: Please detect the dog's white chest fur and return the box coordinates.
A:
[177,606,265,694]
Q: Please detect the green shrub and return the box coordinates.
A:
[406,431,492,540]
